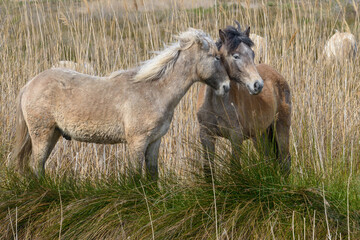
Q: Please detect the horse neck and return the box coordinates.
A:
[210,81,247,106]
[155,50,197,112]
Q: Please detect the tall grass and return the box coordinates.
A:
[1,0,360,238]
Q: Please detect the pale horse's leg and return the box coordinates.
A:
[145,138,161,181]
[128,136,148,178]
[29,126,61,177]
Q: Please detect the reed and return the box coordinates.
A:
[1,0,359,238]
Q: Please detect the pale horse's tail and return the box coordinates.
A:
[11,88,32,172]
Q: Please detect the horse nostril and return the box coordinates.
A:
[253,80,263,93]
[223,84,230,93]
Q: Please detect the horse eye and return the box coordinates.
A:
[233,54,240,59]
[215,56,220,61]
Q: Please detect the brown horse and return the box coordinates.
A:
[197,22,291,180]
[13,29,231,180]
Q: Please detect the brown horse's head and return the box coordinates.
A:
[217,21,263,95]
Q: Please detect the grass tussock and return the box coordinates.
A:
[1,0,360,238]
[1,150,359,239]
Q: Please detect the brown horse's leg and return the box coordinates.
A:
[230,132,244,170]
[273,121,291,174]
[145,139,161,181]
[200,127,216,182]
[29,127,61,177]
[252,127,277,158]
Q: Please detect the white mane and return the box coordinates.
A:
[133,28,215,83]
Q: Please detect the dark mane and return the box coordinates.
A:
[216,26,254,51]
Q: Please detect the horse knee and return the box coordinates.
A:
[29,151,47,177]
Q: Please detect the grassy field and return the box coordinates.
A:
[1,0,360,239]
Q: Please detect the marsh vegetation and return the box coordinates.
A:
[0,0,360,238]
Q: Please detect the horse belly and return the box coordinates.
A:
[216,112,244,139]
[241,109,276,138]
[58,122,126,144]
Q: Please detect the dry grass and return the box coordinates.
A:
[1,0,359,178]
[0,0,360,238]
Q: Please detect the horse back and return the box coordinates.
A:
[20,68,129,143]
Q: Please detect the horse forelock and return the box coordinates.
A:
[133,28,214,83]
[216,26,254,51]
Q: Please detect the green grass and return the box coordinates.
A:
[1,149,359,239]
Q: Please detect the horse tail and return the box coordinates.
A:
[12,89,32,172]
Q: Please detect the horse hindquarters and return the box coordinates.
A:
[29,127,61,176]
[14,87,62,176]
[22,100,61,176]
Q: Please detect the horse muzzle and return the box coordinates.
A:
[246,79,264,95]
[215,80,230,96]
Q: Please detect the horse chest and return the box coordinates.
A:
[214,105,244,136]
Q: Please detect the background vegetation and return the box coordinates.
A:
[0,0,360,239]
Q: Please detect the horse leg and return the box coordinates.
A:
[229,132,244,172]
[29,127,61,177]
[145,139,161,181]
[273,120,291,175]
[200,127,216,182]
[252,127,276,159]
[128,137,147,178]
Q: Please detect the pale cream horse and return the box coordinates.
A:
[197,23,291,181]
[52,60,95,74]
[324,31,357,61]
[13,29,230,180]
[249,33,267,63]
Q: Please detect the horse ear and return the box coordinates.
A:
[219,29,226,43]
[200,38,209,50]
[234,20,241,32]
[244,26,250,37]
